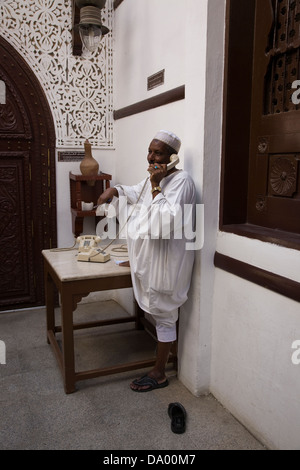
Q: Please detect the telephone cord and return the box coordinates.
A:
[110,244,129,256]
[50,240,77,252]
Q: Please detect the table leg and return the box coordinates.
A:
[60,288,76,394]
[45,267,55,344]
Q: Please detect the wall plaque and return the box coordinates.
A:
[147,70,165,91]
[58,151,84,162]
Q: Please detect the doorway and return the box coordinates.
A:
[0,36,57,311]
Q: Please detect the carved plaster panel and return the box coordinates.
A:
[0,0,113,148]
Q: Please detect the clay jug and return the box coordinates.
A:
[80,139,99,186]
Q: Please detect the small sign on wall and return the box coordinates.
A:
[0,81,6,104]
[147,70,165,91]
[58,151,84,162]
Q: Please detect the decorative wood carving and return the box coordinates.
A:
[0,36,57,311]
[255,195,267,212]
[0,100,17,132]
[0,153,35,303]
[269,155,297,197]
[264,0,300,115]
[0,69,32,139]
[221,0,300,246]
[247,0,300,235]
[257,138,269,154]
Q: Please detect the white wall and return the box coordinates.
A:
[211,233,300,450]
[114,0,186,110]
[211,266,300,450]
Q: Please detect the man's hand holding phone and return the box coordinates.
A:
[148,163,168,185]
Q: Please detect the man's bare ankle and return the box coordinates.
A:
[148,370,166,382]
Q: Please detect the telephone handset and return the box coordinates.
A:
[167,154,180,171]
[76,235,110,263]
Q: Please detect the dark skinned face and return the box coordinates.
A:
[147,139,173,166]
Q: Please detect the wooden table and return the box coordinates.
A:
[42,248,176,393]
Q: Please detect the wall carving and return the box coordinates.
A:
[0,0,113,149]
[269,155,297,197]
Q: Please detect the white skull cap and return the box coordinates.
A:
[153,130,181,153]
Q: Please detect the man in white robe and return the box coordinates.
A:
[97,130,196,392]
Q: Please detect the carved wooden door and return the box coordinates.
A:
[0,37,57,311]
[248,0,300,234]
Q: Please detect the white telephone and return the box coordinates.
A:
[167,154,180,171]
[76,235,110,263]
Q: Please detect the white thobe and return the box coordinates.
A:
[115,170,196,321]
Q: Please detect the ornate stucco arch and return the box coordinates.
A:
[0,0,113,149]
